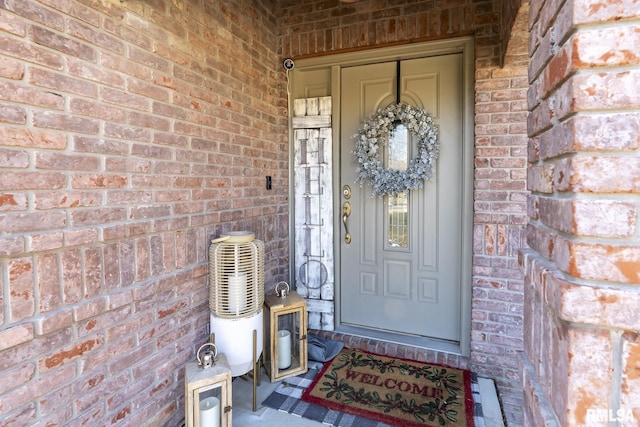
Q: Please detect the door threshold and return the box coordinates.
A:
[336,325,462,356]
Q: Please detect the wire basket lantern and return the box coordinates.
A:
[209,231,265,318]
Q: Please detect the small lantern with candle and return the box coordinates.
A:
[184,342,232,427]
[263,281,308,382]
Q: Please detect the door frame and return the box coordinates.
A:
[289,37,475,357]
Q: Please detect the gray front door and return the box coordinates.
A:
[339,54,464,343]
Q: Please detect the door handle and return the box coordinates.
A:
[343,201,351,244]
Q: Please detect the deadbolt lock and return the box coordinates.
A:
[342,185,351,200]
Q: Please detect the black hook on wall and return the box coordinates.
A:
[396,60,401,104]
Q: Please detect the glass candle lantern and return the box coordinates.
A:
[185,344,232,427]
[263,282,308,382]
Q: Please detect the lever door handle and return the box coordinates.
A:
[343,201,351,244]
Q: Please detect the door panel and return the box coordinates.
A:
[340,54,463,342]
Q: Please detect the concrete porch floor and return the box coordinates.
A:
[231,367,506,427]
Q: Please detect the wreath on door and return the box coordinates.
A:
[352,102,439,197]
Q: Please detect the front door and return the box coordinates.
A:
[339,54,464,343]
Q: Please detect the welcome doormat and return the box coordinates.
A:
[262,363,391,426]
[301,348,475,427]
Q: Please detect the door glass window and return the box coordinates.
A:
[386,122,410,248]
[387,191,408,248]
[387,123,408,171]
[386,123,410,248]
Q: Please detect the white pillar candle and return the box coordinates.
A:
[227,272,247,315]
[277,330,291,369]
[199,396,220,427]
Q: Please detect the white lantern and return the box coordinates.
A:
[209,231,264,403]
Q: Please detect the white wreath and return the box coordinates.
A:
[352,102,439,197]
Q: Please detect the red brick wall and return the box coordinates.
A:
[0,0,287,425]
[278,1,529,424]
[473,2,529,423]
[0,0,535,425]
[522,0,640,424]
